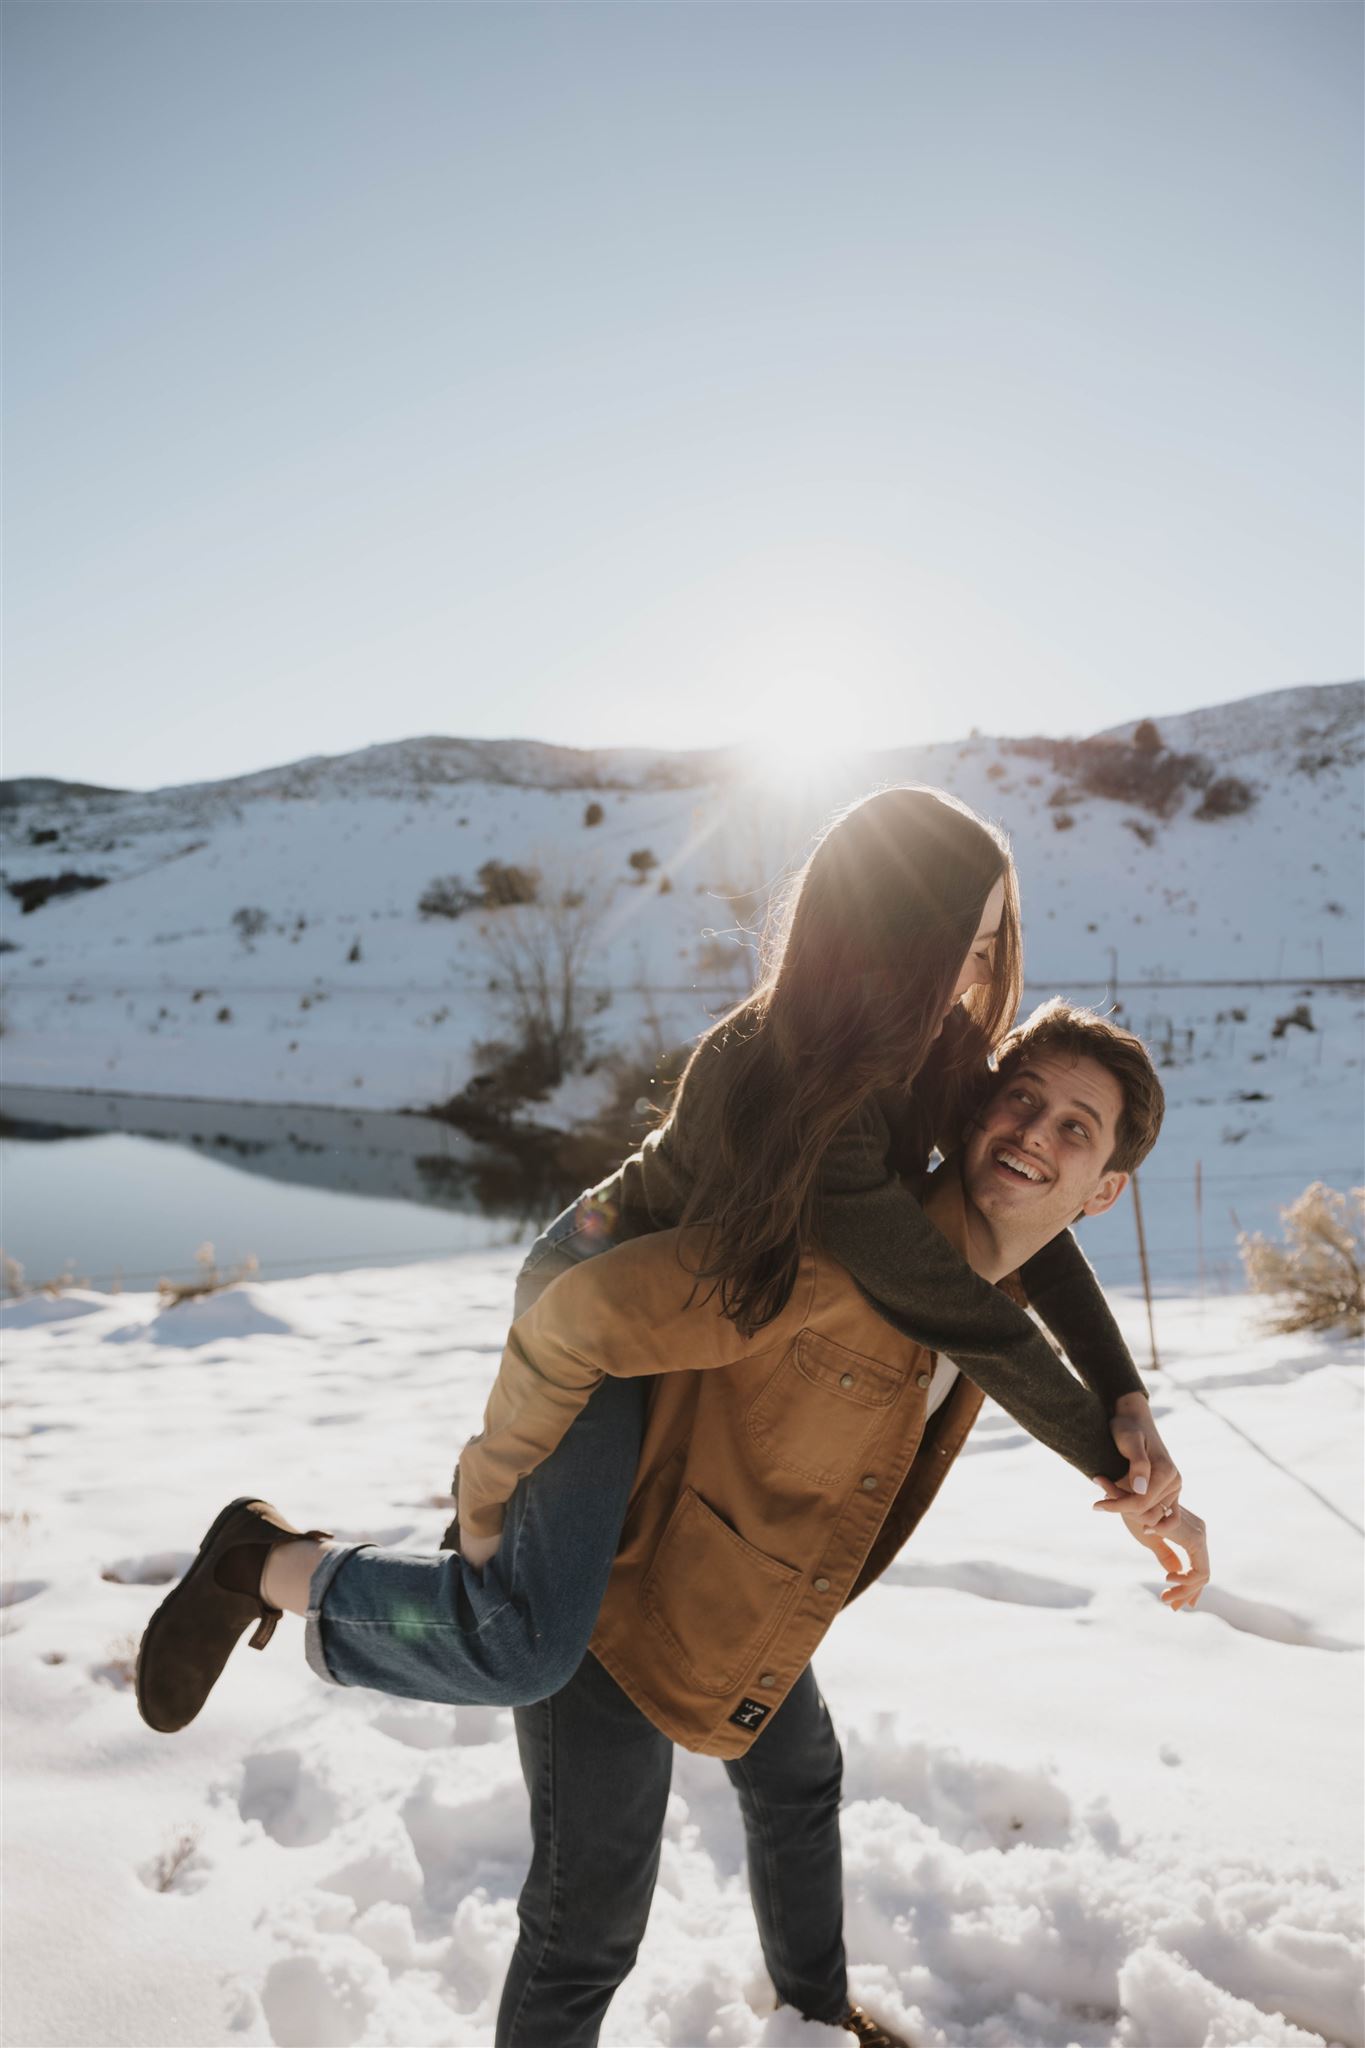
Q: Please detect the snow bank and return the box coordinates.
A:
[3,1257,1360,2047]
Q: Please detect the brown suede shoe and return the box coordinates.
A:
[135,1496,333,1734]
[840,2006,914,2048]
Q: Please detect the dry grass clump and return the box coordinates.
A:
[95,1632,141,1688]
[1,1254,91,1299]
[1239,1183,1364,1336]
[157,1241,259,1307]
[148,1823,204,1893]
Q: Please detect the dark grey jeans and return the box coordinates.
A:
[497,1651,849,2046]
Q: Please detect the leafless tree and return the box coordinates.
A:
[475,870,608,1086]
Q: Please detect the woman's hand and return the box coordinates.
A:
[458,1526,501,1572]
[1092,1476,1209,1611]
[1094,1393,1182,1532]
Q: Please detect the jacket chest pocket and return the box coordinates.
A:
[745,1330,906,1486]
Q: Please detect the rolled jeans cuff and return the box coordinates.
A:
[304,1542,376,1685]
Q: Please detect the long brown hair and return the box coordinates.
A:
[675,784,1023,1335]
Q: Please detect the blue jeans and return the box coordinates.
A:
[304,1199,645,1705]
[498,1652,849,2046]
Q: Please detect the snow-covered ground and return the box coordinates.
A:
[3,1259,1361,2048]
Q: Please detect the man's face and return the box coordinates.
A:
[961,1049,1130,1241]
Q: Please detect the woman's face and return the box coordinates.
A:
[936,876,1006,1033]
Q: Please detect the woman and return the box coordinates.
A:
[136,784,1179,1736]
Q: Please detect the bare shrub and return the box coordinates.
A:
[1008,735,1233,820]
[1271,1003,1314,1039]
[1052,811,1076,833]
[552,1038,691,1187]
[1124,819,1157,847]
[1239,1184,1364,1336]
[8,872,107,915]
[157,1242,259,1307]
[627,848,659,883]
[1,1253,25,1299]
[1194,775,1255,821]
[473,875,607,1091]
[583,801,604,828]
[477,859,540,908]
[1132,719,1163,754]
[418,875,482,920]
[230,907,269,948]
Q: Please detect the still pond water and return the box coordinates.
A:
[0,1086,582,1292]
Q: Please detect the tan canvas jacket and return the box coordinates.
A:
[457,1163,1029,1760]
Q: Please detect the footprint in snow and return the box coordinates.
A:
[238,1749,341,1848]
[102,1551,188,1586]
[261,1947,384,2048]
[879,1556,1092,1609]
[370,1701,503,1749]
[1168,1584,1361,1651]
[0,1579,46,1608]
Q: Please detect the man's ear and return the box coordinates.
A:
[1080,1169,1128,1220]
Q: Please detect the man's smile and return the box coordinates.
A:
[991,1146,1050,1185]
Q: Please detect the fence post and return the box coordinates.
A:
[1194,1159,1204,1303]
[1131,1169,1160,1372]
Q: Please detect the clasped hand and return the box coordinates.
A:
[1093,1395,1209,1612]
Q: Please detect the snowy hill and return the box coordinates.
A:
[1,681,1359,1122]
[1097,680,1364,767]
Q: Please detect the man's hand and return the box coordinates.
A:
[1092,1475,1209,1611]
[1095,1393,1182,1532]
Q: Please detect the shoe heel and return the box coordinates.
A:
[248,1607,281,1650]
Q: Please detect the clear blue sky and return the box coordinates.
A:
[5,2,1361,792]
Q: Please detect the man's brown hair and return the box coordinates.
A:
[992,999,1165,1174]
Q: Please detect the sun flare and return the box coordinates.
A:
[742,727,855,787]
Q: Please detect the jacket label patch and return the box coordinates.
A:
[729,1696,771,1731]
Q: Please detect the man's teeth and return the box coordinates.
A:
[996,1149,1045,1182]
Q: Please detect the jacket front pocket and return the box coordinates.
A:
[641,1487,801,1697]
[746,1329,906,1485]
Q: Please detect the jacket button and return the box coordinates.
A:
[916,1371,932,1388]
[759,1672,778,1688]
[860,1474,878,1491]
[839,1373,855,1388]
[813,1576,830,1592]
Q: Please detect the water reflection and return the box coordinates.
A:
[0,1085,594,1290]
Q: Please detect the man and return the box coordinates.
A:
[489,1002,1208,2046]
